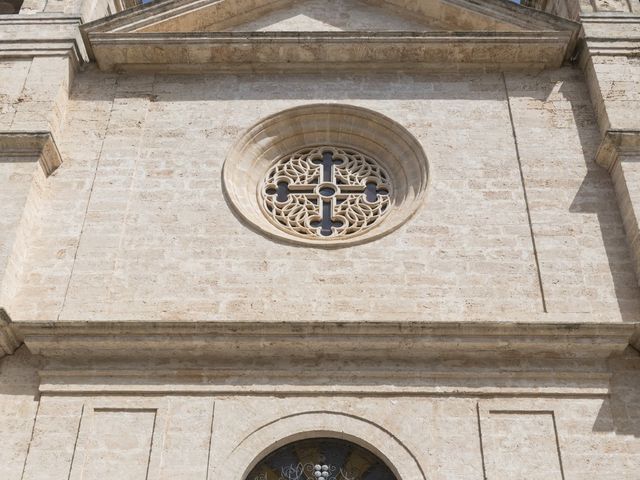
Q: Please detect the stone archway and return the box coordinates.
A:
[214,410,427,480]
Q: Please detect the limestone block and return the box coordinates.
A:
[0,347,41,480]
[21,397,85,480]
[3,69,636,323]
[481,410,563,479]
[0,133,62,315]
[69,409,156,480]
[592,0,633,12]
[0,308,20,356]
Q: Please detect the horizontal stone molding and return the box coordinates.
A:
[0,308,21,357]
[595,129,640,171]
[579,14,640,59]
[0,131,63,176]
[13,319,636,360]
[581,38,640,57]
[37,367,613,396]
[83,31,578,73]
[582,12,640,23]
[0,14,87,62]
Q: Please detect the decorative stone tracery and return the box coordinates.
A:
[261,146,392,239]
[223,104,429,247]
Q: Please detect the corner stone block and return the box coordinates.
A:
[0,308,20,356]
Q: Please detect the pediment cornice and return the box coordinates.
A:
[80,0,580,72]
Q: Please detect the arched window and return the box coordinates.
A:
[246,437,398,480]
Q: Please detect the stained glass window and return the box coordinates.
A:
[246,438,398,480]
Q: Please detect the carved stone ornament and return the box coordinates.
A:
[261,146,392,239]
[223,104,429,248]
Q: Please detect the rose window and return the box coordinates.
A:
[246,438,398,480]
[223,104,429,247]
[261,146,392,239]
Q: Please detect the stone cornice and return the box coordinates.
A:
[579,13,640,59]
[80,0,580,72]
[83,0,579,34]
[85,30,577,73]
[14,319,636,360]
[595,129,640,171]
[582,39,640,57]
[0,132,63,176]
[0,308,20,357]
[0,14,87,62]
[581,12,640,22]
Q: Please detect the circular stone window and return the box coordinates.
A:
[246,437,398,480]
[223,104,429,247]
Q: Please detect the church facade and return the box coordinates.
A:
[1,0,640,478]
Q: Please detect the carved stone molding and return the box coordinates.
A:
[579,13,640,61]
[0,308,21,357]
[0,14,87,62]
[80,0,579,73]
[27,318,626,397]
[14,319,636,361]
[81,31,580,73]
[595,129,640,171]
[223,104,429,247]
[220,412,423,480]
[0,131,63,177]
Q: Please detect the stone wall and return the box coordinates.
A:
[1,2,639,479]
[1,354,636,480]
[0,347,41,480]
[3,67,637,323]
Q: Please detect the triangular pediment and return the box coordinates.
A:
[81,0,580,72]
[218,0,438,33]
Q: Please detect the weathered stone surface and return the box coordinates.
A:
[1,1,639,478]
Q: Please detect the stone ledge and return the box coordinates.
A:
[37,369,613,396]
[0,308,21,357]
[0,14,87,62]
[581,38,640,57]
[84,31,577,73]
[0,131,63,177]
[577,14,640,62]
[13,319,636,360]
[595,129,640,171]
[581,12,640,21]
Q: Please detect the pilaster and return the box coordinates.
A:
[0,133,63,332]
[527,3,640,314]
[576,12,640,305]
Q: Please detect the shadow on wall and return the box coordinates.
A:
[593,350,640,438]
[560,80,640,323]
[0,0,23,13]
[0,345,42,398]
